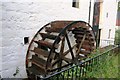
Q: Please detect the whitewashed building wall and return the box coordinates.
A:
[0,0,117,78]
[99,0,117,47]
[0,1,2,77]
[1,0,92,78]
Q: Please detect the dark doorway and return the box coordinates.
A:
[92,1,101,47]
[98,29,101,47]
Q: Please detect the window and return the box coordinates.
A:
[24,37,29,44]
[118,1,120,11]
[106,12,108,18]
[108,29,111,39]
[72,0,79,8]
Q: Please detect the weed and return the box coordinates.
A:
[13,67,19,77]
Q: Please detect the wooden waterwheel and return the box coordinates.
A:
[26,21,96,79]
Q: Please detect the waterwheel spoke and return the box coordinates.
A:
[58,37,65,69]
[65,33,75,60]
[76,34,86,55]
[52,59,60,67]
[63,44,77,56]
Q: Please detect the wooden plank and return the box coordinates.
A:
[76,34,86,55]
[80,50,91,55]
[76,39,95,44]
[40,33,58,40]
[51,21,72,29]
[51,21,89,29]
[81,45,95,51]
[75,40,95,46]
[31,47,54,59]
[27,64,46,75]
[72,27,87,31]
[34,40,59,49]
[74,35,94,41]
[72,30,91,35]
[78,54,87,59]
[31,55,52,70]
[45,27,63,33]
[46,21,89,32]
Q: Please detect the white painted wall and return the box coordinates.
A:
[0,0,117,78]
[0,1,2,77]
[99,0,117,47]
[1,0,91,78]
